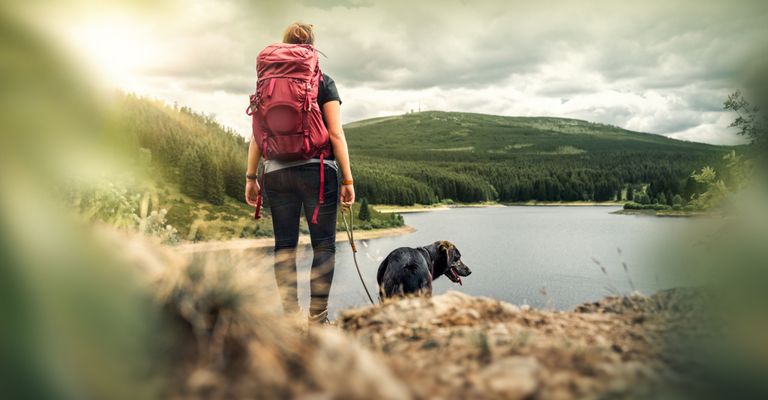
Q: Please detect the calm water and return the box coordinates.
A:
[235,206,702,318]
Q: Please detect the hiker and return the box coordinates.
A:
[245,22,355,325]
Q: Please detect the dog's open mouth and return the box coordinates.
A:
[447,266,462,285]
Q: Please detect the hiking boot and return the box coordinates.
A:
[308,310,330,326]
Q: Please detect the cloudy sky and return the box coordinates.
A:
[33,0,768,144]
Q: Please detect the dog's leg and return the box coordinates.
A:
[378,286,385,303]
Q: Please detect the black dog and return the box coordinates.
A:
[377,240,471,299]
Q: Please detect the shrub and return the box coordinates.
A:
[633,192,651,205]
[623,202,672,211]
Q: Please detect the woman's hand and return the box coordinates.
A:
[245,179,261,206]
[340,183,355,208]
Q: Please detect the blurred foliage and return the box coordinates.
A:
[0,5,170,399]
[725,90,767,153]
[688,89,759,212]
[666,180,768,398]
[659,86,768,397]
[62,177,179,244]
[689,151,751,211]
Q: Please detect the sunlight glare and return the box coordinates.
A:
[66,15,159,91]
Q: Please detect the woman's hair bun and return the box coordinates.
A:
[283,22,315,45]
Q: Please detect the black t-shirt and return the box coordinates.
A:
[317,73,342,110]
[317,73,341,160]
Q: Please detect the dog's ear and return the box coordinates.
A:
[438,241,454,266]
[437,241,454,252]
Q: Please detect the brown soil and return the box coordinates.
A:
[339,289,706,399]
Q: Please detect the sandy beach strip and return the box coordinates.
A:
[173,225,417,253]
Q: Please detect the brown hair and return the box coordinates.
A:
[282,22,315,45]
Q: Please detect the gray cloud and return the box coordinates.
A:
[299,0,374,10]
[49,0,768,144]
[536,82,597,97]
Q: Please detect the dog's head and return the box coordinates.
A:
[434,241,471,285]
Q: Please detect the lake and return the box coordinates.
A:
[235,206,703,318]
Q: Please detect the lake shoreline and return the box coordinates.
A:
[374,201,623,214]
[504,201,624,206]
[612,208,712,218]
[173,225,417,253]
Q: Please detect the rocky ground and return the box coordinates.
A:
[339,289,707,400]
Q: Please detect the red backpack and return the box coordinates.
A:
[246,43,332,224]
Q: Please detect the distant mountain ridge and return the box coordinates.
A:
[344,111,721,157]
[342,111,727,205]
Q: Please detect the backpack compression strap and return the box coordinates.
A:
[310,152,325,224]
[253,139,267,220]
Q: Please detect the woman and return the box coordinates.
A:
[245,22,355,324]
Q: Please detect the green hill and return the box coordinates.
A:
[344,111,729,205]
[345,111,720,155]
[105,93,401,242]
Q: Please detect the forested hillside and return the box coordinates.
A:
[119,93,247,205]
[113,93,401,241]
[345,111,729,205]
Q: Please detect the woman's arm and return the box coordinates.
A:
[323,100,355,207]
[245,138,261,206]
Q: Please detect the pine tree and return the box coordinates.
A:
[179,148,204,199]
[201,155,225,205]
[358,198,371,221]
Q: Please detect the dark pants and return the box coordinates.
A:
[264,163,338,317]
